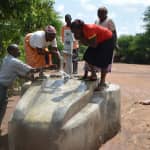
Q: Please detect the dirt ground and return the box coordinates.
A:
[0,62,150,150]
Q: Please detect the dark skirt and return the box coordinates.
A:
[83,37,115,68]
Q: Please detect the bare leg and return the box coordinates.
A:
[54,52,61,70]
[50,50,61,70]
[99,70,107,85]
[89,64,97,80]
[82,62,89,79]
[95,69,107,91]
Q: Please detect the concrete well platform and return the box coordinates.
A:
[8,77,120,150]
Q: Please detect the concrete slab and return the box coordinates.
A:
[8,77,120,150]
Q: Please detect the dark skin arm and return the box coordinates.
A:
[49,47,61,63]
[74,33,97,48]
[36,47,60,56]
[19,65,57,81]
[49,47,59,55]
[112,30,119,50]
[49,47,61,70]
[30,65,58,73]
[36,46,61,70]
[79,36,97,48]
[18,68,42,81]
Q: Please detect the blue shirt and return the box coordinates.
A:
[0,54,32,87]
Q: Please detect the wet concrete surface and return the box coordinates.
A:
[0,62,150,150]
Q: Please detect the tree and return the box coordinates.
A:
[143,6,150,34]
[0,0,63,62]
[117,35,133,62]
[117,6,150,64]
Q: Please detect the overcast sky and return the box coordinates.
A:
[54,0,150,37]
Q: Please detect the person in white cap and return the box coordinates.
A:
[24,25,61,69]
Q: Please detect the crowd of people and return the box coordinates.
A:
[0,6,119,132]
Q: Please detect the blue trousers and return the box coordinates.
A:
[0,83,8,126]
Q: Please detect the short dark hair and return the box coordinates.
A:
[65,14,72,20]
[7,44,18,54]
[98,6,108,15]
[70,19,84,30]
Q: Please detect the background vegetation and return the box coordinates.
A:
[116,6,150,64]
[0,1,150,64]
[0,0,63,63]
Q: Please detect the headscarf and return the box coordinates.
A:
[45,25,56,34]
